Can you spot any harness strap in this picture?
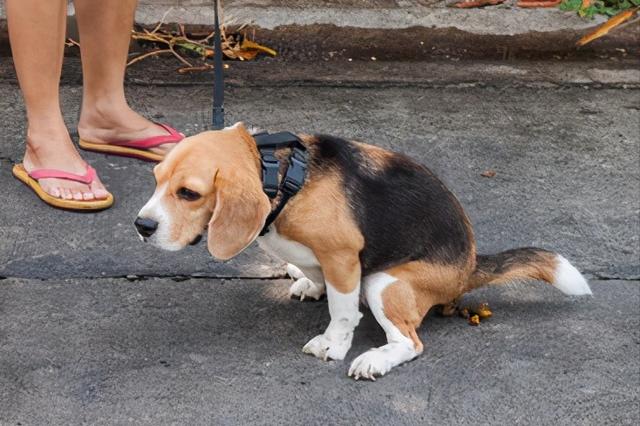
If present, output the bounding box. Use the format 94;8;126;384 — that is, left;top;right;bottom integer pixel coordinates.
254;132;309;235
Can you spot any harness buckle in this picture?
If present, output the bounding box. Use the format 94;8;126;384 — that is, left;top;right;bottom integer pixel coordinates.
260;149;280;199
256;133;309;236
282;148;307;195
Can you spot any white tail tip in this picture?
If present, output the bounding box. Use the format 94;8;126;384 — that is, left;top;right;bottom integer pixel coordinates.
553;255;592;296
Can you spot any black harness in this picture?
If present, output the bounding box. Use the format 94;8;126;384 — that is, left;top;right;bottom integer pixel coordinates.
254;131;309;236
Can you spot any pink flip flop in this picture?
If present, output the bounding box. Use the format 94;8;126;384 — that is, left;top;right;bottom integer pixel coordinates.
79;123;185;162
12;163;114;211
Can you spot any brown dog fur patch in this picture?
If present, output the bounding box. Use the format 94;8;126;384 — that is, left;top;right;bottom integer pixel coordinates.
385;261;470;317
275;170;365;293
354;141;395;170
378;259;473;351
381;279;425;352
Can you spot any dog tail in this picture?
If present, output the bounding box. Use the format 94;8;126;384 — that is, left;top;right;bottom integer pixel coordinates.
468;247;591;296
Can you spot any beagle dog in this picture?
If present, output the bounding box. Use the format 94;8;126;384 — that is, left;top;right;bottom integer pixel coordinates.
136;122;592;380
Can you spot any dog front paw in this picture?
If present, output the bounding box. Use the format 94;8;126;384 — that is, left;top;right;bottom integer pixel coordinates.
348;349;392;381
302;333;351;361
286;263;306;280
289;277;325;301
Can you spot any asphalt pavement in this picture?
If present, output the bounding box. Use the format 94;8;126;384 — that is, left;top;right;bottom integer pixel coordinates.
0;57;638;425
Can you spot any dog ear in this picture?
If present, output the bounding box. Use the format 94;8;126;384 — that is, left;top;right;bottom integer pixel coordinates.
207;169;271;260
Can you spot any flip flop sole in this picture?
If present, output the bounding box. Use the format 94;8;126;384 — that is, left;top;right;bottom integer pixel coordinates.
79;139;165;162
12;164;114;211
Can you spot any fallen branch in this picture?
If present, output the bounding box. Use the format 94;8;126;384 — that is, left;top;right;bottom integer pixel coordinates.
517;0;562;8
126;48;173;67
450;0;504;7
577;7;639;46
178;64;214;74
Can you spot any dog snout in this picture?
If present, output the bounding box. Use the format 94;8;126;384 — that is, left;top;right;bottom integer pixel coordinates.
134;217;159;238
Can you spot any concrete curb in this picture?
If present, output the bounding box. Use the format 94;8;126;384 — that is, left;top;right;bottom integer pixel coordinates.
0;1;607;38
134;4;606;36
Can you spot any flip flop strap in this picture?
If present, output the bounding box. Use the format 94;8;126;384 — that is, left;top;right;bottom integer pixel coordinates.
29;164;97;185
110;123;185;149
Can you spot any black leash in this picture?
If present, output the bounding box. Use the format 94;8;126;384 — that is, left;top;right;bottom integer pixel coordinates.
212;0;224;129
209;4;308;234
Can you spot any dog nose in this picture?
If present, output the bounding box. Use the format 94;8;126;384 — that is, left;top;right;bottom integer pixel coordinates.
134;217;158;238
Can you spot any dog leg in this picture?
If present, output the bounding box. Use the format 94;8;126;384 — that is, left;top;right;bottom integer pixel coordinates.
302;251;361;361
348;272;426;380
287;264;326;301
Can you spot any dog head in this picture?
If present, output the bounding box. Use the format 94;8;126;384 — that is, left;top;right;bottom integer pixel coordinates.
135;122;271;260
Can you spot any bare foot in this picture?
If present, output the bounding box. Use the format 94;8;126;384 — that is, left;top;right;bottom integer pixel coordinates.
78;100;180;157
23;123;109;201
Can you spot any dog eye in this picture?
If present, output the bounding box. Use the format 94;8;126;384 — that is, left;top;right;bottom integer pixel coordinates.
177;187;201;201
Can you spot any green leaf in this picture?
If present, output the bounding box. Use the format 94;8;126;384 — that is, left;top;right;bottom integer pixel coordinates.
561;0;583;11
565;0;637;18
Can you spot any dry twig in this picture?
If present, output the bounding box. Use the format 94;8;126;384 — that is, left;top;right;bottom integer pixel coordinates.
66;6;276;73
